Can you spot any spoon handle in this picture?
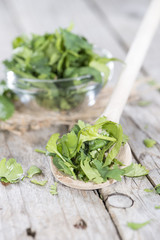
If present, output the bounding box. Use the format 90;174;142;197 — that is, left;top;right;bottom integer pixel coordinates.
103;0;160;123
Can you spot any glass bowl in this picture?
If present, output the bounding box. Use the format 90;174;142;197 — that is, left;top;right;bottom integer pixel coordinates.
6;47;114;111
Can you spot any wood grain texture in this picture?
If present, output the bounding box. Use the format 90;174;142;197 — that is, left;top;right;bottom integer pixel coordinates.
0;0;160;239
92;0;160;82
0;127;120;240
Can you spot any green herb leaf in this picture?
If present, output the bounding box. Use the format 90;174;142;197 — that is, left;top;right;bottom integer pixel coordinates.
43;116;150;184
27;165;42;178
0;96;14;121
35;149;47;154
30;179;47;186
155;205;160;209
46;133;65;161
3;27;119;111
80;157;104;184
0;158;23;183
50;182;58;195
155;184;160;194
123;163;149;177
144;188;154;193
143;138;156;148
127;220;150;230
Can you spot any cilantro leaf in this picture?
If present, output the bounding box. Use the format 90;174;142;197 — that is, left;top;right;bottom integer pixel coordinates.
143;138;156;148
123;163;149;177
155;184;160;194
30;179;47;186
127;221;150;230
105;166;124;181
144;188;154;193
0;96;14;121
46;133;66;161
155;205;160;209
0;158;23;183
35;149;47;154
42;117;150;184
50;182;58;195
80;157;104;184
27;165;42;178
3;27;118;111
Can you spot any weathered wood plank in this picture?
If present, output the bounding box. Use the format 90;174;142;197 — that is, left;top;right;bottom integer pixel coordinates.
0;127;120;240
1;0;160;240
92;0;160;81
101;171;160;240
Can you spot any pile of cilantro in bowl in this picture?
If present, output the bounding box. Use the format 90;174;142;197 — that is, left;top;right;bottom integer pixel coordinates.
4;26;115;110
42;117;148;184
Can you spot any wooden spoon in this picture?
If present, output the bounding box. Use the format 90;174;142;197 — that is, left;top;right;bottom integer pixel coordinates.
50;0;160;190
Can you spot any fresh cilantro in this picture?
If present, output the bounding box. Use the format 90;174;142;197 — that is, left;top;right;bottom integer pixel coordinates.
35;149;47;154
27;165;42;178
0;80;16;121
127;220;150;230
30;179;47;186
50;182;58;195
3;27;118;110
39;117;148;184
143;138;156;148
123;163;149;177
144;188;154;193
0;158;23;183
155;184;160;194
155;205;160;209
0;96;14;121
144;184;160;194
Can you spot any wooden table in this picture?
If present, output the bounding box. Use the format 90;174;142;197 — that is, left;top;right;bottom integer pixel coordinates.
0;0;160;239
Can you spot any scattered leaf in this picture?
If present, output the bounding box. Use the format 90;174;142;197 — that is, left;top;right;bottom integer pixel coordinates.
50;182;58;195
127;220;150;230
144;188;154;193
155;205;160;209
27;165;42;178
143;138;156;148
0;158;23;183
123;164;149;177
30;179;47;186
155;184;160;194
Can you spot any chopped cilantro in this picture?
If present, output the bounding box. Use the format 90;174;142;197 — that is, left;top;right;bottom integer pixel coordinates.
144;188;154;193
30;179;47;186
38;117;148;184
143;138;156;148
155;205;160;209
0;158;23;183
3;26;118;111
27;165;42;178
155;184;160;194
50;183;58;195
127;220;150;230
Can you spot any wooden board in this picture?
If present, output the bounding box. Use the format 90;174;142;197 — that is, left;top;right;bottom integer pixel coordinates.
0;0;160;239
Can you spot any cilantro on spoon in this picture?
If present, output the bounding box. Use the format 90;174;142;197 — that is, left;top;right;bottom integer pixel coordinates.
42;117;148;184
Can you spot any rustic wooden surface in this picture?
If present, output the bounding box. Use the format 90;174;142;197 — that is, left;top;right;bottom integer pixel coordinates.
0;0;160;240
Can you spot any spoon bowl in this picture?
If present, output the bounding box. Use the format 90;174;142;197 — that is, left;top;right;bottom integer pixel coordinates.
50;142;132;190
